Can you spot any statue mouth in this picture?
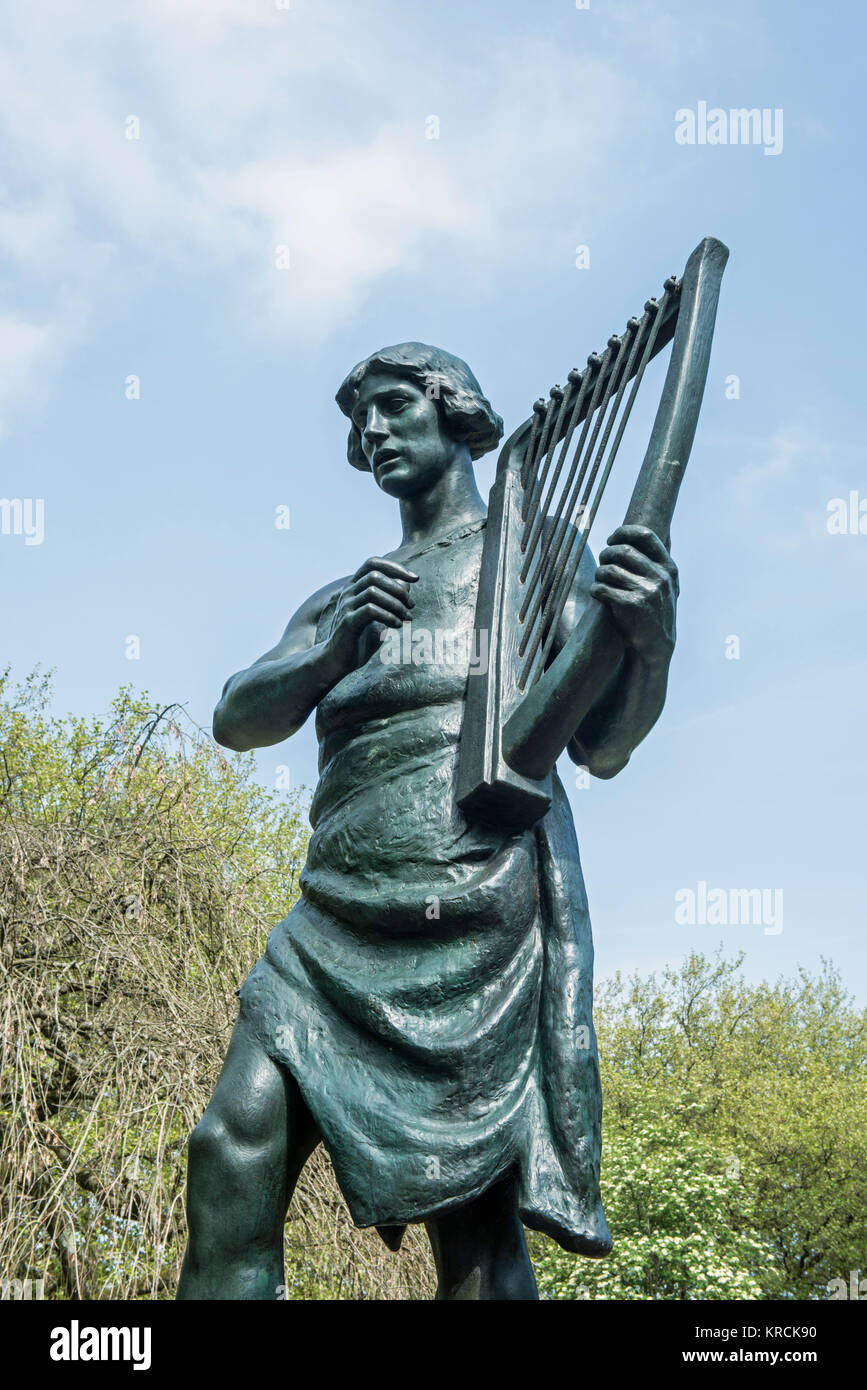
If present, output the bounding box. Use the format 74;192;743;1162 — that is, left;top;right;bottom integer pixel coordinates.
375;449;402;471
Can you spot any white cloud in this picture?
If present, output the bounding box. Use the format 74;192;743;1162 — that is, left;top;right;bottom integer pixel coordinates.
0;1;659;422
730;415;866;505
709;415;867;561
731;420;816;501
0;304;89;435
605;0;768;66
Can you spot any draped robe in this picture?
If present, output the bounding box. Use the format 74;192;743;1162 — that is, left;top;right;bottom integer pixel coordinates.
237;517;612;1255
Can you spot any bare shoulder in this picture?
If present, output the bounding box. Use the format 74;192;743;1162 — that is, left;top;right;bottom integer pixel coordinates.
252;573;351;664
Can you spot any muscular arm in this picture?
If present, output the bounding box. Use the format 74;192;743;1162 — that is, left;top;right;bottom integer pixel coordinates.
565;640;672;780
212;557;419;753
213;580;347;752
550;525;678;780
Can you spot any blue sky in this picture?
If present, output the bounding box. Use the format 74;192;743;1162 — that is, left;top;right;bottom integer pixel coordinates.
3;0;865;999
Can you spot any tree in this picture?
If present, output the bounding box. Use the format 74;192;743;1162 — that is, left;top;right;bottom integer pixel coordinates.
535;1111;777;1300
3;667;862;1300
0;666;435;1299
535;951;867;1300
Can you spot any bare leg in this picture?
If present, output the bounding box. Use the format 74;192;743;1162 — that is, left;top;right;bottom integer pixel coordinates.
177;1014;319;1300
424;1173;539;1301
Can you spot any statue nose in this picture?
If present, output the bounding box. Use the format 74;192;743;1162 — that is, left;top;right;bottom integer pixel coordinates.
362;403;390;441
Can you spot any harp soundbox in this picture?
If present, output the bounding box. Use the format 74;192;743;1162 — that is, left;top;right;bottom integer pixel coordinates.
457;236;729;829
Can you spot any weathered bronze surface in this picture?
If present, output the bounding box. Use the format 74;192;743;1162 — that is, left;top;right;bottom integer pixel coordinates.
177;254;725;1299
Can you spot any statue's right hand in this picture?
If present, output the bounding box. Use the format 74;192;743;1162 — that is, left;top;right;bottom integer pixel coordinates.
326;556;419;675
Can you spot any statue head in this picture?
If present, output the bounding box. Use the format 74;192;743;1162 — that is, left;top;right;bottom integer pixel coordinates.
335;343;503;498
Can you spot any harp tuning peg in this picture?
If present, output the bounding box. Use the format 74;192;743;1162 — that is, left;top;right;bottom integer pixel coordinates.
607;334;622;350
567;367;582;384
645;297;659;313
550;384;564;400
533;398;547;415
627;316;641;331
664;275;678;292
586;351;602;369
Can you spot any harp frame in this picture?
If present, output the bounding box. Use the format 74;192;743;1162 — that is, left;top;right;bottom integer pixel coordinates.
456;236;729;829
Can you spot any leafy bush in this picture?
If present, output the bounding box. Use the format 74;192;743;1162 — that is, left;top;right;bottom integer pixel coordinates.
535;1115;776;1299
0;666;434;1299
2;668;861;1300
535;952;867;1300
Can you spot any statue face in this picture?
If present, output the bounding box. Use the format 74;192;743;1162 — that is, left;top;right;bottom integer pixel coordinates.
350;370;465;498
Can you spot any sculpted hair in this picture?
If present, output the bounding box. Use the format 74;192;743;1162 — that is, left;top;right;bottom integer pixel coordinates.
335;342;504;471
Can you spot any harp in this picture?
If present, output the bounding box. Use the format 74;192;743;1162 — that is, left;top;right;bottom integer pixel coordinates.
457;236;729;829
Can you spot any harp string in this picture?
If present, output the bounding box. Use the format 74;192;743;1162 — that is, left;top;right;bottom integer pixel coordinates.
531;313;650;626
518;327;634;647
517;350;605;602
521;283;675;688
518;399;546;492
520;390;559;494
525;380;572;525
520;362;595;580
524;317;648;624
518;339;620;625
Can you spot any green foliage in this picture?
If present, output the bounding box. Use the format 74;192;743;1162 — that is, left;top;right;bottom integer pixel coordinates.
535;1115;776;1300
534;951;867;1301
2;667;862;1300
0;666;433;1300
0;665;313;1297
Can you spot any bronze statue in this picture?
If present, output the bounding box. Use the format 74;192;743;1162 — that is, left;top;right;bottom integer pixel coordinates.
177;239;728;1300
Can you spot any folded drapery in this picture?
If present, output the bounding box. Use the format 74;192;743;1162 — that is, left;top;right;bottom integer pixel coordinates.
237;522;610;1255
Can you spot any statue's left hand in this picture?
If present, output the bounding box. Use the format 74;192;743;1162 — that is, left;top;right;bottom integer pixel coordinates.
589;524;678;664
